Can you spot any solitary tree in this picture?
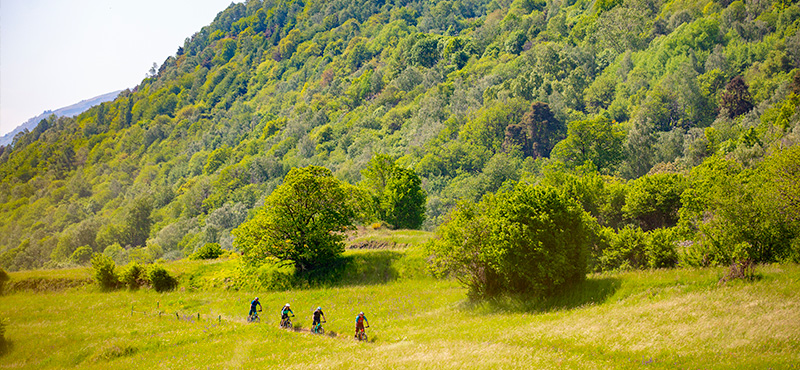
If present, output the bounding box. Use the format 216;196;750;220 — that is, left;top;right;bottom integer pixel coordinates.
361;153;397;196
551;115;625;173
361;154;427;229
503;102;564;158
124;197;153;247
233;166;363;272
382;167;426;229
721;76;754;119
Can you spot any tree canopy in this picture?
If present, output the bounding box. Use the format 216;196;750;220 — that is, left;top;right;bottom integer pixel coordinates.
233;166;363;272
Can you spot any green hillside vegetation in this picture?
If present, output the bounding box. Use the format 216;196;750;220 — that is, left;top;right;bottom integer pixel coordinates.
1;0;799;274
1;257;798;368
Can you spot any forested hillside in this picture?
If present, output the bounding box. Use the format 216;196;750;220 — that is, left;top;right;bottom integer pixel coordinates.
0;90;122;147
1;0;799;272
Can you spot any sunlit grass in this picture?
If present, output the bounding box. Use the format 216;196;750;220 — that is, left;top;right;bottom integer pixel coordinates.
347;228;434;248
2;263;799;368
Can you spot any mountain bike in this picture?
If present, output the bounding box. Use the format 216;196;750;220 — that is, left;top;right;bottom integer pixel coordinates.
247;309;261;323
311;320;326;334
356;325;369;341
280;314;295;329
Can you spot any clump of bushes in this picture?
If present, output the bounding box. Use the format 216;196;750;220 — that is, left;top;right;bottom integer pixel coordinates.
91;253;178;292
594;226;679;272
120;262;147;290
148;265;177;292
91;253;119;290
190;243;224;260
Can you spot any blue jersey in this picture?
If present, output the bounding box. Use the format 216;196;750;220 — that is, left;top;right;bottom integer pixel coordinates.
250;300;261;310
356;315;367;325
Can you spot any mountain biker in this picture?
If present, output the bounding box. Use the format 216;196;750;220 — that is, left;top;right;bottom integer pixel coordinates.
249;297;262;318
312;306;326;331
355;312;369;338
280;303;294;326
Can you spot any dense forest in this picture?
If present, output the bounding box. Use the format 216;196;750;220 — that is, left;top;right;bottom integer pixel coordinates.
0;0;798;273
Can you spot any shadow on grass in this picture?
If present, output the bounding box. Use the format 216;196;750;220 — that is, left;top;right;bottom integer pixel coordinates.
303;251;404;287
0;340;12;357
468;276;622;314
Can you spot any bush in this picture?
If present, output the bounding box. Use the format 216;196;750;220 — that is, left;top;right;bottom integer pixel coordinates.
598;226;649;271
147;265;177;292
647;228;679;268
91;253;119;290
428;183;594;299
677;154;799;266
120;262;146;290
785;238;800;263
719;242;757;283
596;226;679;271
256;262;296;290
190;243;224;260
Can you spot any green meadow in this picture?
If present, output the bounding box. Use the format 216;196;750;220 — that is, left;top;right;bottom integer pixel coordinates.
2;249;799;369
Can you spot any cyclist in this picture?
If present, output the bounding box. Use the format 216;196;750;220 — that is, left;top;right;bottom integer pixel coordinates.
355;311;369;338
280;303;294;327
249;297;262;319
311;306;326;332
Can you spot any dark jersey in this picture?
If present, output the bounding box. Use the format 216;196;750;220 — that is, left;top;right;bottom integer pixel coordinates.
250;300;261;310
313;310;324;321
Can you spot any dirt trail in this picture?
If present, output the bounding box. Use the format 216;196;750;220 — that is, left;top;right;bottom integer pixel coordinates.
285;325;374;342
287;325;340;338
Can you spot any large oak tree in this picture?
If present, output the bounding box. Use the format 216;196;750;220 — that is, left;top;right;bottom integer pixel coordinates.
233;166;363;272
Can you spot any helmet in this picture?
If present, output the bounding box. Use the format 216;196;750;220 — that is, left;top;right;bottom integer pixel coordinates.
285;303;290;307
255;297;259;300
359;312;364;315
317;307;321;310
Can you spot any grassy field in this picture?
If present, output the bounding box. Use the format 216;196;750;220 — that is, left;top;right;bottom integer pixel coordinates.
1;257;799;369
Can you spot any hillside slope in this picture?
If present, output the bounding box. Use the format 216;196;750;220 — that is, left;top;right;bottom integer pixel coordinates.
0;90;122;146
0;0;799;270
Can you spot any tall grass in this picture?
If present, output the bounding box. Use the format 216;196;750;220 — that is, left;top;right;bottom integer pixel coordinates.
347;228;434;248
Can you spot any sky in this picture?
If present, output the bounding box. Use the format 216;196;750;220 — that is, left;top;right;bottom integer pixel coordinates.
0;0;243;136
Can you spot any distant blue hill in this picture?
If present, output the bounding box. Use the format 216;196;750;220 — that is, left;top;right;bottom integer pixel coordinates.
0;90;122;146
